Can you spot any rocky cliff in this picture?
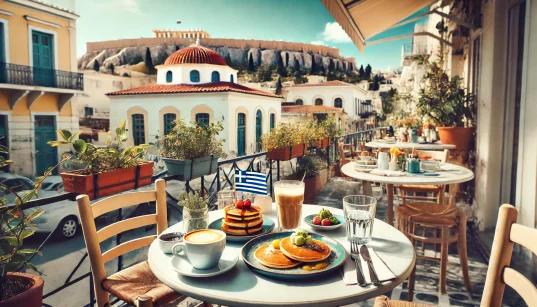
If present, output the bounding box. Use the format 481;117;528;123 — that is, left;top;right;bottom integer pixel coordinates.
78;40;357;76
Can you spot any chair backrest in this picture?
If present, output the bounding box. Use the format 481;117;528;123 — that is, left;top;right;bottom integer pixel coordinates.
77;179;168;307
415;149;450;163
481;204;537;306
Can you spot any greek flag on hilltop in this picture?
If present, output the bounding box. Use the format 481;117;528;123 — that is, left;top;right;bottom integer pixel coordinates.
235;170;268;195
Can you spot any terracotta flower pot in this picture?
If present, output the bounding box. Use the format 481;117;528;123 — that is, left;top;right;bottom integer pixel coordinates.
284;169;329;204
0;273;44;307
436;127;474;151
266;144;306;161
60;161;154;200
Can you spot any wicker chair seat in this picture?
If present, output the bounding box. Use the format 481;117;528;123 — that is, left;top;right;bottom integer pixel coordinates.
102;261;181;306
373;296;436;307
397;204;460;226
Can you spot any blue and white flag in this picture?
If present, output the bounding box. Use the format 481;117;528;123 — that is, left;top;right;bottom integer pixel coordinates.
235;170;268;195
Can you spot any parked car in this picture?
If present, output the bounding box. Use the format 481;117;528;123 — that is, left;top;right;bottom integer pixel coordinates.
2;173;80;240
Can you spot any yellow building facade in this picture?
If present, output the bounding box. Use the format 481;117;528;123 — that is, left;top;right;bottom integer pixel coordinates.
0;0;82;176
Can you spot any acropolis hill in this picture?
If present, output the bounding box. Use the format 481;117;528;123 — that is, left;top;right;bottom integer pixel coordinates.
78;29;358;76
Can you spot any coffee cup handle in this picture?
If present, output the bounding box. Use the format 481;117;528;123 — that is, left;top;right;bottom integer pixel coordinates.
172;242;187;257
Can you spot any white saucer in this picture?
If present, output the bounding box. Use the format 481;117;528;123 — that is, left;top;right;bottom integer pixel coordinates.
171;248;238;277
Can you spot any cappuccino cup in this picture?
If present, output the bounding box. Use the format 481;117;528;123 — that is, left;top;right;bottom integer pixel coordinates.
172;229;226;270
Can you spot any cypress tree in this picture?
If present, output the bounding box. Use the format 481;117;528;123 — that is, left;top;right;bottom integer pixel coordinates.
275;78;283;95
93;60;100;72
248;53;255;72
277;54;287;77
365;64;372;79
144;47;155;73
359;65;365;77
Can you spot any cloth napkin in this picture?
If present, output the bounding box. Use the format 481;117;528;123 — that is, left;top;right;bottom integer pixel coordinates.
342;246;396;286
440;165;458;172
370;169;405;177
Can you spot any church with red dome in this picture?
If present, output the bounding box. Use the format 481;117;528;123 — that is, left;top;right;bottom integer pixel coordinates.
107;42;283;156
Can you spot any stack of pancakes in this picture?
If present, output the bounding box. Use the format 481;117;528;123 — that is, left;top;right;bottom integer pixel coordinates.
254;238;331;269
221;205;263;236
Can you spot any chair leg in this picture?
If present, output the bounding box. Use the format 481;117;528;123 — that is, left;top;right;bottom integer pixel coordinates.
440;226;449;294
421;227;426;252
135;296;154;307
457;214;473;295
408;264;416;302
433;227;438;255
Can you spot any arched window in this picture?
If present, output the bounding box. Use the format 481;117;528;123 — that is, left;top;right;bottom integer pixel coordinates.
270;113;275;131
195;113;210;128
230;74;234;83
190;70;200;82
166;71;173;83
211;71;220;82
315;98;323;106
131;114;145;145
237;113;246;156
334;98;343;108
295;99;303;105
256;110;262;152
163;113;176;135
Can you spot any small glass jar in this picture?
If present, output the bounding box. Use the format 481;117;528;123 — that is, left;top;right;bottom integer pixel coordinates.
183;207;209;233
217;189;235;210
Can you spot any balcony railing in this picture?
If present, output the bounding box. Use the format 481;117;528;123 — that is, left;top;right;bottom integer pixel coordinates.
402;43;428;57
14;127;383;306
0;62;84;91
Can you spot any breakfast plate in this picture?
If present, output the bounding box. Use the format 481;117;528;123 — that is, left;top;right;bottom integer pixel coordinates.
241;231;347;280
304;214;344;230
171;248;238;277
208;217;275;243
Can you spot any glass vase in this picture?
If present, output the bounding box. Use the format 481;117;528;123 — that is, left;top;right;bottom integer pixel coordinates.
183;207;209;233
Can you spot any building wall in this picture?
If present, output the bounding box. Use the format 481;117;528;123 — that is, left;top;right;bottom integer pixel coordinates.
108;92;281;156
156;63;237;85
0;0;79;176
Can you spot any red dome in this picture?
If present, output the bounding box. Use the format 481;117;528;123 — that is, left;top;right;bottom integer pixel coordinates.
164;45;227;66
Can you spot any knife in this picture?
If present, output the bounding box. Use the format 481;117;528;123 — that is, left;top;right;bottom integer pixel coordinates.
360;245;382;286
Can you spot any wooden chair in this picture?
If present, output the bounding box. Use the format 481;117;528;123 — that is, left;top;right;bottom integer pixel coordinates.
77;179;185;307
396;203;471;300
398;149;450;205
481;204;537;306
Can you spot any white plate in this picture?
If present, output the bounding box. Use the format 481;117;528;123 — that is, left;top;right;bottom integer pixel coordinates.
355;168;373;173
171;248;238;277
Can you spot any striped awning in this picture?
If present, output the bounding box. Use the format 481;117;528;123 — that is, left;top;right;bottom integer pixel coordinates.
320;0;435;53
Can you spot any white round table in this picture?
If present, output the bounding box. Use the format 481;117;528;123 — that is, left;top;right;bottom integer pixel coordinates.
149;205;416;307
365;141;456;150
341;162;474;226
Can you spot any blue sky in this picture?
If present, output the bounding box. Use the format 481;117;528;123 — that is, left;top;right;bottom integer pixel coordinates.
53;0;428;71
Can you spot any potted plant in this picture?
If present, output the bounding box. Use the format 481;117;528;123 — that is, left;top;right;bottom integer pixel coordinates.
0;146;56;307
416;60;475;151
160;118;225;180
301;120;329;149
285;155;328;204
178;191;209;232
48;119;153;200
263;125;305;161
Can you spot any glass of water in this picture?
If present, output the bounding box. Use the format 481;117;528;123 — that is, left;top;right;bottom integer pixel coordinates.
343;195;377;244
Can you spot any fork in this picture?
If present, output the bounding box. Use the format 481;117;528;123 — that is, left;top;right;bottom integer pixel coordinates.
350;240;367;286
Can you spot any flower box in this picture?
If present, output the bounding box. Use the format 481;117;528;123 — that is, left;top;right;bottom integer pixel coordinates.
266;144;305;161
60;161;154;200
312;137;330;149
163;154;219;181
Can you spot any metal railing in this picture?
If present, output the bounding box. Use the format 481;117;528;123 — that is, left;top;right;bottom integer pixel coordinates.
402;43;428;57
15;127;384;306
0;62;84;91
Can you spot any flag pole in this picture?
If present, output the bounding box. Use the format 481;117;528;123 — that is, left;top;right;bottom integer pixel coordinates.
234;170;237;204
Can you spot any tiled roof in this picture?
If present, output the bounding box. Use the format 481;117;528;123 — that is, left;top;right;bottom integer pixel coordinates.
106;82;282;98
164;45;227;66
290;80;353;87
282;105;345;114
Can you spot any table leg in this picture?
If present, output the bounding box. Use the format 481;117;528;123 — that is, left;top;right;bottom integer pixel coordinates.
361;180;372;196
387;184;394;226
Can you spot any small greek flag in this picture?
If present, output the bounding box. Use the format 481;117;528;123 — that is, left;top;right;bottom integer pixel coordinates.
235;170;268;195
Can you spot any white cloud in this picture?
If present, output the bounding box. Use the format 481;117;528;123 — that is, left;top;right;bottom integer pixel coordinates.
320;22;352;43
310;40;326;46
121;0;141;14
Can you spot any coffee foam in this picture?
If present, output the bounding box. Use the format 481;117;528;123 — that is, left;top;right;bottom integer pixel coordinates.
185;230;223;243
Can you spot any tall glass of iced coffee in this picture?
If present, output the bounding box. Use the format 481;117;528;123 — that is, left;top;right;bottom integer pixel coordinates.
274;180;305;231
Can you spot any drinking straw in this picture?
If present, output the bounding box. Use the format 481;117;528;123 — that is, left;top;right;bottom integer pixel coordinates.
301;170;307;182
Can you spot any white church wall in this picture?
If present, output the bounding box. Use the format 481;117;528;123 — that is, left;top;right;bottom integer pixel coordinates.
156;63;237;85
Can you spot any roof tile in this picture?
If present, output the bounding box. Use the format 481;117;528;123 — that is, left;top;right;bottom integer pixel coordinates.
106;82;282;98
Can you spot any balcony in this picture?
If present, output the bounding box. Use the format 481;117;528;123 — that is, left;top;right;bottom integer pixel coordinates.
0;62;84;91
359;100;373;118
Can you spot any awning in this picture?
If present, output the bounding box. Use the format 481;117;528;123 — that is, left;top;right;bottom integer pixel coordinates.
320;0;435;53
